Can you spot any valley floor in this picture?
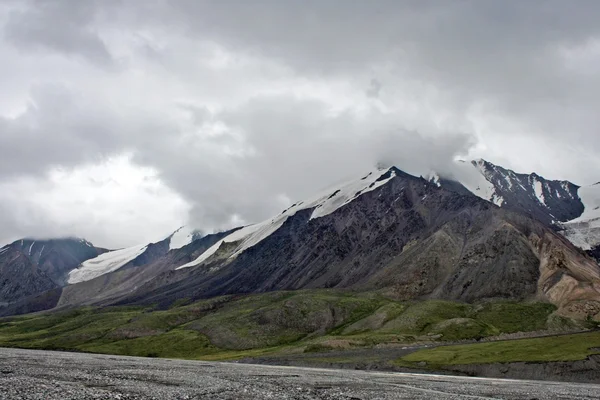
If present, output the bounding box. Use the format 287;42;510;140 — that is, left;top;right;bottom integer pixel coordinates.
1;347;599;400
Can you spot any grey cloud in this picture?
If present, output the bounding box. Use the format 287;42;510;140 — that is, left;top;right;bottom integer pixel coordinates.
1;0;600;245
0;84;125;178
366;79;382;98
130;94;473;230
37;0;599;158
152;1;600;153
3;0;113;67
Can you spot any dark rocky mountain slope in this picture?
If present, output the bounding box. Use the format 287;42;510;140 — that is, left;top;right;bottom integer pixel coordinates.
0;238;104;304
2;163;599;321
108;168;600;320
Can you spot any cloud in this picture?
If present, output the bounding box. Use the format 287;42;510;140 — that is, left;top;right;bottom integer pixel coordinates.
0;84;126;178
366;79;382;99
131;94;474;230
1;1;600;245
3;0;114;67
0;155;190;248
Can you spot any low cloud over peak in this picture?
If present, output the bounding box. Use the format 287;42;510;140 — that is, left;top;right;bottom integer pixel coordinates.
0;0;599;246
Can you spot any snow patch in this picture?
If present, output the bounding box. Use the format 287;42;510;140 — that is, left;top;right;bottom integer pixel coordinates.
562;218;600;251
493;196;504;207
28;241;35;256
454;160;502;205
68;244;148;284
533;178;546;206
561;183;600;251
177;167;397;270
169;226;199;250
427;172;441;187
570;184;600;223
79;239;93;247
503;174;514;190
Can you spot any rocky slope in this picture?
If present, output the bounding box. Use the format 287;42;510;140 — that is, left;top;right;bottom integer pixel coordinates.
105;167;600;320
55;229;238;309
0;238;104;304
433;160;600;261
0;226;207;311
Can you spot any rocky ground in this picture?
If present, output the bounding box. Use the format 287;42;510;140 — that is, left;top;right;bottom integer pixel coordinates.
1;348;599;399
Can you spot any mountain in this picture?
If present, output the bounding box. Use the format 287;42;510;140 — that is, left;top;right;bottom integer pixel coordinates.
56;228;238;309
431;160;583;225
0;238;105;304
431;160;600;260
2;161;600;322
0;225;205;310
57;166;599;321
65;226;205;285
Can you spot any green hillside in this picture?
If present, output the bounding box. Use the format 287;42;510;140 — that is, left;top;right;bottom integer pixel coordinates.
0;290;592;363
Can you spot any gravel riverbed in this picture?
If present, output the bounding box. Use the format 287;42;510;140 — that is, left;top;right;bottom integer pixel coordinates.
0;347;598;399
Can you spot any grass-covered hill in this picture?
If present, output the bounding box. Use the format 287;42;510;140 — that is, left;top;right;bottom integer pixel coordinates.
0;289;596;365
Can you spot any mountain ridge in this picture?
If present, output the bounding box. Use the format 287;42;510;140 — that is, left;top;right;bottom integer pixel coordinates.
1;161;599;322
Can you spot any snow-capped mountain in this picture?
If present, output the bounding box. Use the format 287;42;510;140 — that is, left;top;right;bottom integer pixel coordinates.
2;161;600;322
432;159;583;226
178;166;397;269
114;165;599;322
470;159;583;224
429;159;600;259
67;226;204;284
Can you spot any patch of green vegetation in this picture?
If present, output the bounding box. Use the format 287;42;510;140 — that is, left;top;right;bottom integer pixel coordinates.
0;290;585;363
0;308;140;351
473;301;556;334
185;290;384;349
398;331;600;366
428;318;491;341
81;329;217;359
380;300;470;334
341;303;407;335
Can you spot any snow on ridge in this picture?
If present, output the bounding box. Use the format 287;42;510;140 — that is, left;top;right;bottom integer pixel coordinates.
427;172;441;187
177;167;397;270
453;160;501;205
79;238;94;247
68;244;148;284
569;184;600;224
169;226;198;250
532;177;547;207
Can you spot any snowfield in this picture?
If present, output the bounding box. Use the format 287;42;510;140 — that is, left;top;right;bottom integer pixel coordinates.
68;244;148;284
561;183;600;251
168;226;198;250
436;160;504;206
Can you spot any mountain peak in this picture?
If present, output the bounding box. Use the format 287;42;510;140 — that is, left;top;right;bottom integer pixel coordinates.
375;161;392;171
168;226;202;250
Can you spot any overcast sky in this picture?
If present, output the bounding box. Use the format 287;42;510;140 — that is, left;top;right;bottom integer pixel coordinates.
1;0;599;248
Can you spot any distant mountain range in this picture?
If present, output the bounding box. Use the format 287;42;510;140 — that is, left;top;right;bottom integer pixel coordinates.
2;160;599;321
